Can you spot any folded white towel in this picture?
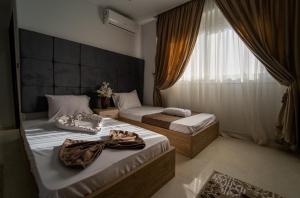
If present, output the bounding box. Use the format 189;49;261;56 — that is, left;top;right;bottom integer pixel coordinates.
162;107;192;117
55;113;102;133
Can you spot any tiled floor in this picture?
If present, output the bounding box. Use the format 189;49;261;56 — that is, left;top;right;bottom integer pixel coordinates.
1;130;300;198
153;137;300;198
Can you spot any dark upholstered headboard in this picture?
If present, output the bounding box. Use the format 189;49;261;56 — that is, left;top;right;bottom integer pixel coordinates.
20;29;144;113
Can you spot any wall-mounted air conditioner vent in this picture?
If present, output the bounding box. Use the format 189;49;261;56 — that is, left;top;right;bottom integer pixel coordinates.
103;9;138;34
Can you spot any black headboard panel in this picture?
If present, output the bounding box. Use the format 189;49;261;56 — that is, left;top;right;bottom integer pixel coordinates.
20;29;144;113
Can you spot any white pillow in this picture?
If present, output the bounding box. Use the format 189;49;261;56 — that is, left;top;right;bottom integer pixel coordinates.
46;95;93;120
112;93;121;107
113;90;141;110
112;90;132;107
163;107;192;117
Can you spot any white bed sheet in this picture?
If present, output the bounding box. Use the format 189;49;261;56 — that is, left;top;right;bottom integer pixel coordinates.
119;106;217;134
22;117;170;198
170;113;216;134
119;106;164;121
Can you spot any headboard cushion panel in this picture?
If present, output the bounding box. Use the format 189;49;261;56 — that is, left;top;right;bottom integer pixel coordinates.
54;38;80;64
21;86;54;113
20;30;53;61
21;59;53;86
54;63;80;87
20;29;144;113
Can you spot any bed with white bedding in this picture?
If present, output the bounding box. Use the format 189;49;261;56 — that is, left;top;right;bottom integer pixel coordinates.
21;117;174;198
118;106;219;158
119;106;217;134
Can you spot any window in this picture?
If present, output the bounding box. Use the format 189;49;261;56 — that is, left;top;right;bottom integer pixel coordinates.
163;0;284;144
178;1;272;83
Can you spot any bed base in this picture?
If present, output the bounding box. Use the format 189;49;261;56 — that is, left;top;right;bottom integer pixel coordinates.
89;147;175;198
20;128;175;198
119;117;219;158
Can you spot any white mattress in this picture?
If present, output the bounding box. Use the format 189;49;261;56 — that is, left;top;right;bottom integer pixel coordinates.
119;106;217;134
22;117;170;198
169;113;217;134
119;106;164;122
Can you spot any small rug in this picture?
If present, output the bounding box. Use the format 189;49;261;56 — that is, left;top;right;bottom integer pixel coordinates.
199;171;283;198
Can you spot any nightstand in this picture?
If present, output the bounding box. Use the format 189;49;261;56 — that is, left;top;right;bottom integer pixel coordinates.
94;107;119;119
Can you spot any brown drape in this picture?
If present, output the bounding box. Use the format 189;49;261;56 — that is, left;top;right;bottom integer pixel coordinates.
215;0;300;148
153;0;205;106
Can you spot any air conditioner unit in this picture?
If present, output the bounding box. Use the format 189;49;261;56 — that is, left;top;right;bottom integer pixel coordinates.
103;9;138;34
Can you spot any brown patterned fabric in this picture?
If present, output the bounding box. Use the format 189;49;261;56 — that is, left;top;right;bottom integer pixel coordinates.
106;130;146;150
59;139;105;169
142;113;182;129
153;0;205;106
215;0;300;149
59;130;145;169
200;171;283;198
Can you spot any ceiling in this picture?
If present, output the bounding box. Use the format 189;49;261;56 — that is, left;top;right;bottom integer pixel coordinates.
87;0;190;24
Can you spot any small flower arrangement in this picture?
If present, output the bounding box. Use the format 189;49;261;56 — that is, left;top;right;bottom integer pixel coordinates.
97;81;113;98
96;82;113;109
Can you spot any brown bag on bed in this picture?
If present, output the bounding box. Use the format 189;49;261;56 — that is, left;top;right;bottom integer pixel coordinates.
59;130;146;169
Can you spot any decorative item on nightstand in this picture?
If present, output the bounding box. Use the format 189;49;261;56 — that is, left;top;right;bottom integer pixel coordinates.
96;81;113;109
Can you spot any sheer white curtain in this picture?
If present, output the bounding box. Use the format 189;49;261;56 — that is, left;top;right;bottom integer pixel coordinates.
162;0;285;144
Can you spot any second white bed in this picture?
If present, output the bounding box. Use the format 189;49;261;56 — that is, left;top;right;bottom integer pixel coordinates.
119;106;217;134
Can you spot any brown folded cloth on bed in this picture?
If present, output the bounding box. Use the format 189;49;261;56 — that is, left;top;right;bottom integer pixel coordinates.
106;130;146;150
142;112;198;130
59;139;105;169
59;130;145;169
142;113;184;129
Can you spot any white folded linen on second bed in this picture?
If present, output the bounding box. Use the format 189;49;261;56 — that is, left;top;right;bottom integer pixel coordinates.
22;117;170;198
119;106;217;134
169;113;216;134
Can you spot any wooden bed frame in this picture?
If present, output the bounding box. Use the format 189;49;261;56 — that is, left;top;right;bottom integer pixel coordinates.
90;147;175;198
119;117;219;158
19;128;175;198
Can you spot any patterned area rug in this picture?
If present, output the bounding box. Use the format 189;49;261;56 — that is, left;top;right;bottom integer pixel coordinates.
199;171;283;198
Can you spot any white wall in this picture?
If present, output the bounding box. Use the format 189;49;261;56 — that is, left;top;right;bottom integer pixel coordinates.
16;0;142;58
16;0;158;105
141;20;156;105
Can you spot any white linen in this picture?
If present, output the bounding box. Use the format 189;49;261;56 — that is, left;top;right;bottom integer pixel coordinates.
46;95;93;120
55;113;102;133
22;118;170;198
118;90;141;110
163;107;192;117
170;113;216;134
162;0;284;144
119;106;216;134
119;106;164;122
113;90;141;110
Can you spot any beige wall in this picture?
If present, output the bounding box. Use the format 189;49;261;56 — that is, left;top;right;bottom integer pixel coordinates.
141;20;156;105
16;0;142;58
